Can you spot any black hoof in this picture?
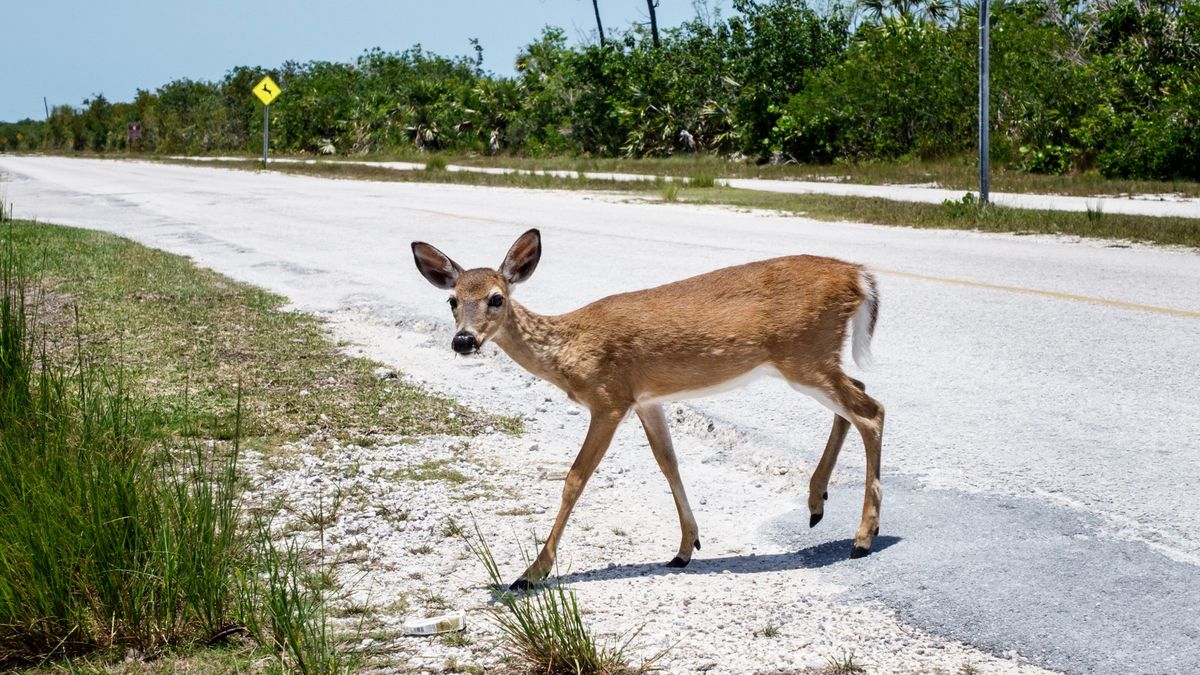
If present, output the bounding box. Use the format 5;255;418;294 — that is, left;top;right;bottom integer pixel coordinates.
848;545;870;559
694;538;702;551
823;491;828;501
509;577;533;592
871;526;879;537
809;512;823;528
666;556;690;568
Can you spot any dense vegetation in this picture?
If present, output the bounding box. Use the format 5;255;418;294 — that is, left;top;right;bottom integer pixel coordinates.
3;0;1198;180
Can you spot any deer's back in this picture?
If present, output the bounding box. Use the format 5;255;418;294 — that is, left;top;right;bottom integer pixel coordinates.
556;255;866;406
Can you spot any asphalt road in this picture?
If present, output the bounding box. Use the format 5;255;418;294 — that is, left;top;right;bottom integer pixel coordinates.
2;157;1198;673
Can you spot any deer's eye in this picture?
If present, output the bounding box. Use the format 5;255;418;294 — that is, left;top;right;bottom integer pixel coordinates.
448;297;458;310
488;294;504;308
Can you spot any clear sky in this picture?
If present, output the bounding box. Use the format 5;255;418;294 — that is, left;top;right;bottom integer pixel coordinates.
0;1;730;122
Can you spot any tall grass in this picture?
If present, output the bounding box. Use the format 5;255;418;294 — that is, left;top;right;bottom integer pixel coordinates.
0;238;244;663
0;227;347;670
465;523;666;675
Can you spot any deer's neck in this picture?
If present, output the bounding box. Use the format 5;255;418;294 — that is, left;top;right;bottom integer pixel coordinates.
492;301;571;388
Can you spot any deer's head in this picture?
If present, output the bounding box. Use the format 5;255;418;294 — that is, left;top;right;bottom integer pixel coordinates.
411;229;541;354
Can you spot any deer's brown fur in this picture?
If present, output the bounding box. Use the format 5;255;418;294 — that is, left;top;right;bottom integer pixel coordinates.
412;229;884;589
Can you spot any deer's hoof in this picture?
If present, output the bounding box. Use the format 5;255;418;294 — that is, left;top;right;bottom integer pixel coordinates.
823;491;829;501
694;538;701;551
509;577;533;592
809;512;823;528
848;545;870;559
666;556;690;568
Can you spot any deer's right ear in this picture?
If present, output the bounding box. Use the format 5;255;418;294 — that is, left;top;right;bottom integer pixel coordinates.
500;229;541;285
411;242;463;290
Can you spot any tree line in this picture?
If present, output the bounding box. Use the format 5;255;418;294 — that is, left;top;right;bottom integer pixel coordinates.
2;0;1197;180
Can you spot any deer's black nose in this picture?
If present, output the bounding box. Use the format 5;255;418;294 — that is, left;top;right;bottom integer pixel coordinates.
452;332;478;354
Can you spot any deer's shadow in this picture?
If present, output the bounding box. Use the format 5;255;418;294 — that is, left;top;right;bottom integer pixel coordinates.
560;535;901;585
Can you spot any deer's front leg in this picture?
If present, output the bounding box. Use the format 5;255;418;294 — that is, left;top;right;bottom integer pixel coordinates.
511;407;625;590
636;403;700;567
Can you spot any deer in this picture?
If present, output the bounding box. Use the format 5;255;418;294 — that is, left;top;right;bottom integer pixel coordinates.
411;229;884;590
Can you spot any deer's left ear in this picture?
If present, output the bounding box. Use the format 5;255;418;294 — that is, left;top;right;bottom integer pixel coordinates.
500;229;541;285
412;241;463;290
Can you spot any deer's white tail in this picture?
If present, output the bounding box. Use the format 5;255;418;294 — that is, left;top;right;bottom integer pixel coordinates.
851;269;879;369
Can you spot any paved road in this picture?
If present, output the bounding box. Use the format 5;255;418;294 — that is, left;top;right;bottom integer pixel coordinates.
3;157;1198;673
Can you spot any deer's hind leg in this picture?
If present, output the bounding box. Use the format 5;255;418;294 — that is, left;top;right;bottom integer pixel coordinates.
807;378;865;528
777;365;884;559
636;403;701;568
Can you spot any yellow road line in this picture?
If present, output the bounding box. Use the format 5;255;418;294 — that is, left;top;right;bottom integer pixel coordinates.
877;267;1200;319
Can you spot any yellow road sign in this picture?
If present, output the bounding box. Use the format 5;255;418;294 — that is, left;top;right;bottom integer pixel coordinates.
253;76;282;105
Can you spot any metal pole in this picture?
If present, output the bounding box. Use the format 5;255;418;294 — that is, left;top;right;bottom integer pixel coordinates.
262;104;269;168
978;0;990;205
43;97;50;120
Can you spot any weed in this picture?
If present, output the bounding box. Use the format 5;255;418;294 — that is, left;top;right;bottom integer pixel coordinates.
424;156;448;171
756;624;781;638
395;459;472;484
408;544;435;555
464;522;667;674
661;181;680;202
959;664;981;675
441;632;472;648
825;649;866;674
688;171;716;188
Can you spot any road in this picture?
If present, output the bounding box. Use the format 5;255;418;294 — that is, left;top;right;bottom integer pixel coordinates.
2;156;1198;673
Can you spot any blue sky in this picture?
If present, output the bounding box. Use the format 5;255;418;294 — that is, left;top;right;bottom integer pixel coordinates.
0;1;729;122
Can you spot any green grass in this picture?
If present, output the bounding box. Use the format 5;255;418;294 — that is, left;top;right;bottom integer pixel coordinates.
4;221;518;446
171;157;658;194
671;187;1200;249
329;151;1200;198
0;236;245;665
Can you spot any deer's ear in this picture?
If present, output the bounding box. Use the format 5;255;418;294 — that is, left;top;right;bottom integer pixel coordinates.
500;229;541;285
411;242;463;290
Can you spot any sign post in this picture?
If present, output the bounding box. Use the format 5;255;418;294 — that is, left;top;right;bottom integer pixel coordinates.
978;0;990;205
252;76;282;168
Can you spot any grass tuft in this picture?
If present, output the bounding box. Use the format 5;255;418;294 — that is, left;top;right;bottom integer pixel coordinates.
464;522;666;674
824;649;866;674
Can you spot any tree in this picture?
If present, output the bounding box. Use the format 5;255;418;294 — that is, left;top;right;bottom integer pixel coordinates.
647;0;662;47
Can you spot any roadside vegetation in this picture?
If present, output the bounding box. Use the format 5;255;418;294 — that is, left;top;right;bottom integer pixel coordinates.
5;0;1198;186
0;212;514;671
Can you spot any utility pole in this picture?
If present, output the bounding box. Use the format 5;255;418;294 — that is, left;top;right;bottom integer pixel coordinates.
43;97;49;120
592;0;606;47
978;0;991;205
646;0;661;48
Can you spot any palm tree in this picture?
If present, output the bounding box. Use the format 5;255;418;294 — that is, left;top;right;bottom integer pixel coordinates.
858;0;955;24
